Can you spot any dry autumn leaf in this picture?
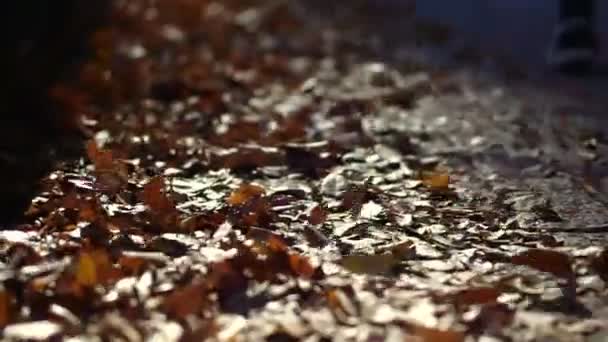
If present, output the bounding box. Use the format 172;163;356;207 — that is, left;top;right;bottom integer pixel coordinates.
162;281;208;319
86;140;115;172
75;252;98;287
307;205;327;225
0;289;12;328
421;170;450;190
510;248;575;280
288;253;316;279
450;287;501;308
75;249;115;287
227;183;266;206
340;253;397;275
410;324;465;342
142;176;176;213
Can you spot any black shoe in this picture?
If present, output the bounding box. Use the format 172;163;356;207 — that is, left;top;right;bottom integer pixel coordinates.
547;17;597;76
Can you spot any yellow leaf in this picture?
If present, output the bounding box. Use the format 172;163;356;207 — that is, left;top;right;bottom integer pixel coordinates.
421;171;450;190
340;254;397;275
76;252;97;287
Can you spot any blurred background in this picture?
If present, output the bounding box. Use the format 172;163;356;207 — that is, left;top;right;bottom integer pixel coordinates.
415;0;608;71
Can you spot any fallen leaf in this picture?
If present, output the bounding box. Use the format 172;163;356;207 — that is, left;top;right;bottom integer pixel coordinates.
142;176;175;213
75;252;98;287
162;281;208;319
326;288;358;317
409;324;465;342
308;205;327;225
75;249;115;287
510;248;575;279
0;290;12;328
288;254;316;279
86;140;114;171
340;254;397;275
421;170;450;190
450;287;501;308
227;183;266;206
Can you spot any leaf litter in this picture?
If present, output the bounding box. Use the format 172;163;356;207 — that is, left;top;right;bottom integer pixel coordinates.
0;1;607;341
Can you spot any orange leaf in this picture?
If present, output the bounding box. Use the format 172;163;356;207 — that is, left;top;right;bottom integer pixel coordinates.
75;252;98;287
75;249;114;287
421;171;450;190
288;254;315;279
227;183;265;206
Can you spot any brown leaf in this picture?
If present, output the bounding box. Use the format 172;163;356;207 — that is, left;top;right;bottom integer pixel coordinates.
510;248;574;279
451;287;501;308
162;281;208;319
0;290;12;328
86;141;128;193
307;205;327;226
86;140;115;172
117;256;147;275
142;176;175;213
284;145;337;178
410;324;465;342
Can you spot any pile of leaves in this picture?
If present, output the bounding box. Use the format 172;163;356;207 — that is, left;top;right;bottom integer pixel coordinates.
1;1;607;341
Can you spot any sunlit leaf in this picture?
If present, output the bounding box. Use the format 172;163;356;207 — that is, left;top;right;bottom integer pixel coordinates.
75;249;115;287
421;170;450;190
288;254;316;279
227;183;266;206
75;252;98;287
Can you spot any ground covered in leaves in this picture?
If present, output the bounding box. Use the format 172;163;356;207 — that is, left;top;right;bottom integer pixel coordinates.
1;1;608;341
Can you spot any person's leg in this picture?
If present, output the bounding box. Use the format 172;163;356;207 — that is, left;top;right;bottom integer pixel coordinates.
547;0;597;75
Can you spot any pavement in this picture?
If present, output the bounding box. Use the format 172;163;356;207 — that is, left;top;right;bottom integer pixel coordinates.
413;0;608;110
299;0;608;228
